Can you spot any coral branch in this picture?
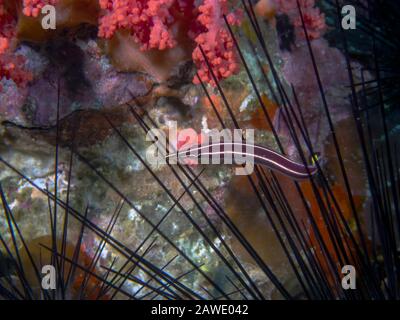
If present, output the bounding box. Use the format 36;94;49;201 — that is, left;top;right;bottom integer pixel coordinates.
22;0;59;18
98;0;178;50
0;0;15;54
192;0;242;86
0;0;32;91
98;0;242;85
275;0;326;40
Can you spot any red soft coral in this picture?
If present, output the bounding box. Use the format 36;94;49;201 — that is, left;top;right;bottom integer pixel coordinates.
98;0;178;50
0;0;32;91
98;0;242;86
22;0;59;18
275;0;326;40
192;0;242;86
0;0;15;54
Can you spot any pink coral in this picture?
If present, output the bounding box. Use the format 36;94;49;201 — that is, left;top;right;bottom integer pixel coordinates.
0;1;32;91
192;0;242;86
22;0;58;18
98;0;242;85
98;0;178;50
0;0;15;54
275;0;326;40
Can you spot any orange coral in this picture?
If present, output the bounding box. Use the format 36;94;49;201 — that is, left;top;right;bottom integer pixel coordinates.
300;181;365;285
246;94;279;131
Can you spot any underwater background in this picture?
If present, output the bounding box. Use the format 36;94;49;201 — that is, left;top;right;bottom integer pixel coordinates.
0;0;399;300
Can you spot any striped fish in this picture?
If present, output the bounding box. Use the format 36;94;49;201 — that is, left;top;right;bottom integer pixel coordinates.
166;142;318;180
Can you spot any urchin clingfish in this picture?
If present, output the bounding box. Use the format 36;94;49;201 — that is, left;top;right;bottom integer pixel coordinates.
166;142;318;180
